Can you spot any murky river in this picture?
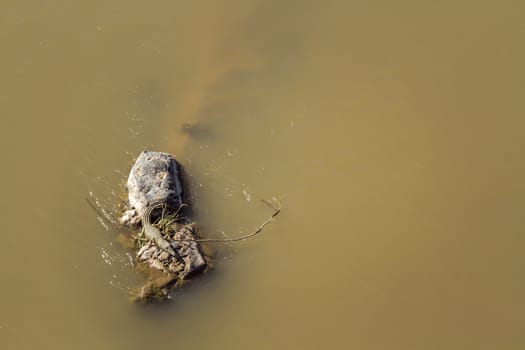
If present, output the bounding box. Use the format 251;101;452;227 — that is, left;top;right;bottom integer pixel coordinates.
1;1;525;349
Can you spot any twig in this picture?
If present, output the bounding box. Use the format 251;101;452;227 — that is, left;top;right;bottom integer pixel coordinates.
85;197;120;229
170;199;281;243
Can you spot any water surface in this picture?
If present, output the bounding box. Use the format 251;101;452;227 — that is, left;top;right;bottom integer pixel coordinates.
1;1;524;349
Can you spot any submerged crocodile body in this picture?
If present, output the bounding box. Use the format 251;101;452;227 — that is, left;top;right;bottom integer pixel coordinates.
141;202;175;256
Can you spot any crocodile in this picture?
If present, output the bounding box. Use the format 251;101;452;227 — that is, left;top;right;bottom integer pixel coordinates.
141;202;176;256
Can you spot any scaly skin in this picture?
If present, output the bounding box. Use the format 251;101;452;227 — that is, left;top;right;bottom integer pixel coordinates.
141;203;175;256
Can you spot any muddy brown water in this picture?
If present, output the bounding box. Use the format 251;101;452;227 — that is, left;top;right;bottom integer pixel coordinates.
1;1;525;349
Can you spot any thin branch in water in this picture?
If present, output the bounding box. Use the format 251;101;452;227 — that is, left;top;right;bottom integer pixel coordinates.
171;199;281;243
85;197;119;228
